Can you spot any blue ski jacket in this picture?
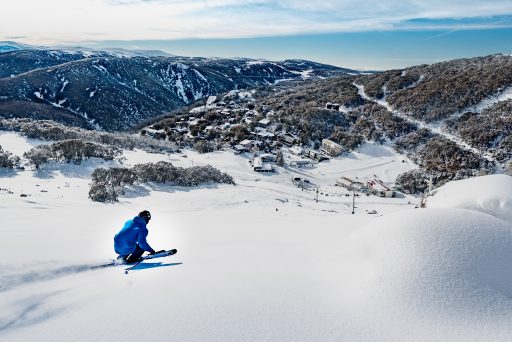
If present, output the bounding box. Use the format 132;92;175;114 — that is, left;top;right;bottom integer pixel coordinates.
114;216;155;256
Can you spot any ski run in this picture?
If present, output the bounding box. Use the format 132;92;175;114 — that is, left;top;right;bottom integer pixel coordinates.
1;131;512;341
353;83;498;163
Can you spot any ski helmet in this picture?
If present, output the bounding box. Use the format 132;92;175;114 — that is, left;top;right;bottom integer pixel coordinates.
138;210;151;222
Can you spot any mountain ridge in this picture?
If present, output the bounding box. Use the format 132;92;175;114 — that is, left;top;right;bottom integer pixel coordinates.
0;47;355;130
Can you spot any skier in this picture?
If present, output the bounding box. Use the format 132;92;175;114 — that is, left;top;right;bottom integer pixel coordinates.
114;210;162;263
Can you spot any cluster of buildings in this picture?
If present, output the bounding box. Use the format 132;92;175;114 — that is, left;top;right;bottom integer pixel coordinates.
142;94;352;173
336;176;396;198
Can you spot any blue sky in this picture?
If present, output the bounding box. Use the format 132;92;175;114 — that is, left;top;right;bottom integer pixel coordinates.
85;27;512;70
1;0;512;69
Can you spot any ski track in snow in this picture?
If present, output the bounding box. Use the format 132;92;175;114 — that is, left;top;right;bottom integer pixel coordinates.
354;83;497;163
0;264;111;293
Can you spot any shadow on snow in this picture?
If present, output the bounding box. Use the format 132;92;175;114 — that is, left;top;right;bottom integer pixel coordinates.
128;262;183;272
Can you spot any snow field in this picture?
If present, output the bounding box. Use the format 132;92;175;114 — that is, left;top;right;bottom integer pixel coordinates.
1;131;512;341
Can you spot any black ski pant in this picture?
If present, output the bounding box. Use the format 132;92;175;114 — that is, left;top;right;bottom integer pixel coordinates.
124;244;145;263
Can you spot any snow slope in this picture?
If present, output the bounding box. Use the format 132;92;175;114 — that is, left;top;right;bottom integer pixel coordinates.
1;131;511;341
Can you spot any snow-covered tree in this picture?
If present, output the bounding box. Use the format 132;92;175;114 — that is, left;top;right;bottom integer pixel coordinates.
275;149;285;167
23;145;52;169
0;145;20;169
24;140;122;167
89;162;235;202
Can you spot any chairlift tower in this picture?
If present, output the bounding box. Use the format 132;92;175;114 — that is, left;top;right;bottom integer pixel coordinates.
352;190;356;214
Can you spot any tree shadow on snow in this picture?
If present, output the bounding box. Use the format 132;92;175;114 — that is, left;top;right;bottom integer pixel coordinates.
33;159;119;180
121;182;225;199
129;262;183;272
0;169;18;179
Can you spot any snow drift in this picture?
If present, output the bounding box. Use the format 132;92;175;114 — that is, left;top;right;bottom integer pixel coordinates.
333;208;512;341
426;174;512;222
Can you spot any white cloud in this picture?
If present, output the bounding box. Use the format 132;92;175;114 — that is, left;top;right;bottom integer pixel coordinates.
1;0;511;44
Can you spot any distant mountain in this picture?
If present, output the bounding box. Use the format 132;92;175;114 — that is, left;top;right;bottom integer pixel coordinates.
54;46;177;58
0;41;37;53
0;41;175;58
0;48;355;130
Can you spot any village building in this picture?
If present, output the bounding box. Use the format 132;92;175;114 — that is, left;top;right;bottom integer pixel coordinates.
239;139;254;150
321;139;343;157
252;156;274;173
335;176;366;192
367;179;396;198
305;149;329;162
278;133;300;146
233;144;246;154
259;153;276;163
292;176;313;188
289;146;304;155
325;102;341;111
258;118;271;127
290;159;312;168
255;129;275;142
141;128;166;139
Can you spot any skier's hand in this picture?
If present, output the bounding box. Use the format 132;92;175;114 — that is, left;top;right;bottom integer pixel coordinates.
149;250;156;255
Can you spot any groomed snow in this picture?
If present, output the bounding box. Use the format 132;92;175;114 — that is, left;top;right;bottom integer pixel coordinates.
1;132;511;341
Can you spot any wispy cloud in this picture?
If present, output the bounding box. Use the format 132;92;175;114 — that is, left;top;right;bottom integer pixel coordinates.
1;0;512;44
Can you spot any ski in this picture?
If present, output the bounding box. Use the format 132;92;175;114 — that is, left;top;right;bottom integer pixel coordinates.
124;249;177;274
145;249;177;260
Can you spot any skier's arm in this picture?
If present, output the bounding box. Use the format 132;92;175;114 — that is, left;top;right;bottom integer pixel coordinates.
137;229;155;254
